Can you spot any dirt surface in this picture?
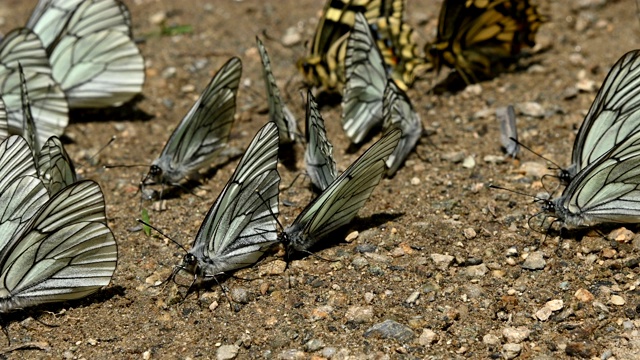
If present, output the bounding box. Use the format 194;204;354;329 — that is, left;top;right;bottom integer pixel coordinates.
2;0;640;359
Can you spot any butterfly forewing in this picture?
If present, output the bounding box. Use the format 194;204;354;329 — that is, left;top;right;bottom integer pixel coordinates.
284;127;401;252
146;57;242;187
0;180;116;312
38;136;77;195
382;79;421;176
496;105;519;157
0;135;38;194
0;176;49;249
342;12;387;144
256;37;298;144
305;90;337;191
183;122;280;278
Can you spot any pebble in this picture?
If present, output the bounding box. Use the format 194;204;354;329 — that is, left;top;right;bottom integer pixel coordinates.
321;347;337;358
405;291;420;304
574;288;595;302
230;287;252;304
309;306;333;321
462;156;476;169
258;260;287;276
463;227;477;239
209;301;219;311
417;329;438;345
430;253;455;270
483;334;500;346
304;339;324;352
547;299;564;311
277;349;305;360
281;27;302;46
149;11;166;25
441;151;465;163
502;326;530;343
608;227;634;243
521;251;546;270
610;295;625;306
517;101;545;118
181;84;196;93
345;231;359;242
161;66;176;78
565;342;596;358
356;244;376;253
364;292;375;304
483;155;505;164
466;264;488;277
364;320;415;343
576;78;596;92
345;306;374;323
351;256;368;269
502;343;522;359
536;306;553;321
410;177;420;185
143;350;151;360
216;344;239;360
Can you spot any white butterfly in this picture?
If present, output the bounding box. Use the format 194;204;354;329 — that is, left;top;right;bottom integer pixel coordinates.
496;105;519;158
0;97;7;138
382;79;422;176
562;50;640;182
143;57;242;191
26;0;144;108
341;12;387;145
0;28;69;145
169;122;280;292
0;179;117;312
305;89;337;192
256;36;299;144
281;127;401;253
38;136;78;196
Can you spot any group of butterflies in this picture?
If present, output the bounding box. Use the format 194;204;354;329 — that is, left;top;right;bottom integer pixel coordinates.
297;0;545;93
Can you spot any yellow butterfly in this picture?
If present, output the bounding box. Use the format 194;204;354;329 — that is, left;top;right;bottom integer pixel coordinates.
299;0;426;93
425;0;545;85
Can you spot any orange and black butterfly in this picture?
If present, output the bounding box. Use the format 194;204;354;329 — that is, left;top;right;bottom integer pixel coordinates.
298;0;427;93
425;0;545;85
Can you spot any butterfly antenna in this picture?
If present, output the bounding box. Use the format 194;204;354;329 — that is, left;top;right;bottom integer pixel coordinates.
81;135;117;167
488;184;549;204
256;191;286;231
510;137;565;172
299;249;339;263
136;219;189;254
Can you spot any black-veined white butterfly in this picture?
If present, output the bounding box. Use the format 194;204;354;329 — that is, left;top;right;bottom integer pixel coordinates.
0;98;7;137
562;50;640;183
305;90;337;192
142;57;241;192
281;127;401;253
256;37;299;144
0;28;69;145
382;79;421;176
26;0;144;108
0;135;40;205
0;179;117;312
496;105;519;158
342;12;387;145
38;136;78;196
167;122;280;293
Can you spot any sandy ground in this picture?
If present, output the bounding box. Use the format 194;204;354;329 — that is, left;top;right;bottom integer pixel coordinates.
1;0;640;359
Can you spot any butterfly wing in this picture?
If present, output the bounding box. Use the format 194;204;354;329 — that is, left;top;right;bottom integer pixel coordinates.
0;135;38;194
0;180;116;312
38;136;77;195
0;175;48;250
341;12;387;144
186;122;280;277
496;105;519;157
256;37;298;144
382;79;422;176
0;28;69;144
146;57;242;186
0;97;7;140
570;50;640;178
305;90;337;191
284;127;401;252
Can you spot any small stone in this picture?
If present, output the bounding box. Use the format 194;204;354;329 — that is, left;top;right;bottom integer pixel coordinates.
483;334;500;346
546;299;564;311
181;84;196;93
521;251;546;270
216;344;239;360
431;253;454;270
87;338;97;346
356;244;376;253
310;305;333;321
410;177;420;185
209;301;219;311
463;228;477;239
149;11;166;25
517;102;544;118
608;227;634;243
161;66;176;79
304;339;324;352
464;84;483;96
230;287;252;304
364;320;415;343
321;347;337;358
565;342;596;358
574;288;595;302
142;350;151;360
277;349;305;360
502;343;522;359
405;291;420;304
345;231;359;242
536;306;553;321
576;78;596;92
281;27;302;46
417;329;438;345
258;260;287;276
502;326;530;343
345;306;374;324
610;295;625;306
483;155;505;164
441;151;465;163
601;248;617;258
466;264;488;277
364;292;375;304
351;256;368;269
462;156;476;169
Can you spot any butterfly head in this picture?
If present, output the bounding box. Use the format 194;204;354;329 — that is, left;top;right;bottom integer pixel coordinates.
181;253;199;274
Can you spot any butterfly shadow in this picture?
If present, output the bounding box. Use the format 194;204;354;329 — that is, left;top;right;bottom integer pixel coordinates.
68;95;154;124
344;126;385;155
279;142;299;172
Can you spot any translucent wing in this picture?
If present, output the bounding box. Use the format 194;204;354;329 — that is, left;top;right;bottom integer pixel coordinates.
569;50;640;178
179;122;280;279
0;97;7;140
256;37;298;144
47;0;144;108
547;130;640;229
282;127;401;252
0;135;38;194
496;105;519;157
382;79;422;176
18;64;40;159
341;12;387;144
144;57;242;187
0;28;69;144
0;180;116;312
297;0;404;92
0;175;48;249
305;90;337;191
38;136;77;195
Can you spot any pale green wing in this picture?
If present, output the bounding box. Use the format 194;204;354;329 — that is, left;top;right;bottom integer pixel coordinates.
382;79;421;176
0;135;38;194
496;105;519;158
305;90;337;191
0;175;48;250
341;12;387;144
256;37;298;144
38;136;77;195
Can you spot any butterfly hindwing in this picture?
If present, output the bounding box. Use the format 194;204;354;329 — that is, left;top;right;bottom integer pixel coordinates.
38;136;78;195
341;12;387;144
